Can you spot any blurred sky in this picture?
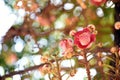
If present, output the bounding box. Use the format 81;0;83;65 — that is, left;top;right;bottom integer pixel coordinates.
0;0;17;43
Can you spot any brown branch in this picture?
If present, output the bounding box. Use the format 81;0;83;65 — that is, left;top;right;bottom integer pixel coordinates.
0;63;49;80
90;47;110;53
55;57;62;80
96;52;105;80
83;52;91;80
112;0;120;3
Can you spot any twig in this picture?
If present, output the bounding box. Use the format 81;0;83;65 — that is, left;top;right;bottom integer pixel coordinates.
55;57;62;80
83;51;91;80
48;73;52;80
0;63;49;80
96;52;105;80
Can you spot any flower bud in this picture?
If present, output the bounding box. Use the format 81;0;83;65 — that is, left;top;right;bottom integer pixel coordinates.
110;47;118;53
114;21;120;30
70;69;77;77
40;56;48;63
98;61;103;67
87;24;96;32
69;30;76;37
97;42;103;48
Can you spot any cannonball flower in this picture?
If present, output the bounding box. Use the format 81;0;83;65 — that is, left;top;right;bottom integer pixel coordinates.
90;0;106;6
74;27;96;49
59;39;73;56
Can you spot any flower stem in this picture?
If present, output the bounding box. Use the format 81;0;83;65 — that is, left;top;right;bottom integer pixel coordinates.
48;73;52;80
83;52;91;80
55;57;62;80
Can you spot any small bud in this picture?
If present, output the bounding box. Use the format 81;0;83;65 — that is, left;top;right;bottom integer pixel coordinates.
87;24;96;32
97;52;103;57
65;52;74;59
80;51;85;56
98;61;103;67
97;42;103;48
70;69;77;77
114;21;120;30
38;64;51;75
110;47;118;53
69;30;76;36
40;56;48;63
93;30;98;35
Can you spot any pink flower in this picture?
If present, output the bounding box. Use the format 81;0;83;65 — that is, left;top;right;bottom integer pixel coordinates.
90;0;106;6
59;39;73;56
74;28;96;49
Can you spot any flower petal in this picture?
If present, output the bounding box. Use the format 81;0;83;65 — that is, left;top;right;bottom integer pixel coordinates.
79;32;91;46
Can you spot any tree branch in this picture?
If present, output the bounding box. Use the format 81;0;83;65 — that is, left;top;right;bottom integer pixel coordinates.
0;63;49;80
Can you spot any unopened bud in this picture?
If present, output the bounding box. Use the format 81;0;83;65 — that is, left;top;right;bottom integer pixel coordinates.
97;52;103;57
114;21;120;30
110;47;118;53
40;56;48;63
97;42;103;48
69;30;76;36
98;61;103;67
87;24;96;31
93;30;98;35
65;52;73;59
70;69;77;77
